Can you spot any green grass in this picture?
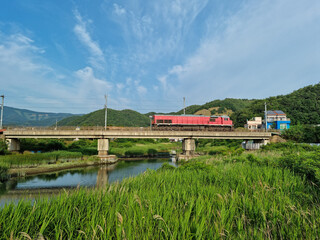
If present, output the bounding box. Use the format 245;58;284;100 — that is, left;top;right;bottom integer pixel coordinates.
109;142;181;157
1;159;320;239
0;151;83;168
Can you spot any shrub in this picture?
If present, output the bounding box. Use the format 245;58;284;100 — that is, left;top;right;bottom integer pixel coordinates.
0;140;8;155
208;146;229;155
0;164;9;182
147;148;158;156
124;149;145;157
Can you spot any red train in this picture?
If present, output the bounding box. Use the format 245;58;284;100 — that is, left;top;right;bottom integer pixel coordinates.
151;115;233;131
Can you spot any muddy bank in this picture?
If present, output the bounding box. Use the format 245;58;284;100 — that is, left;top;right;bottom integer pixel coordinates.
8;161;103;177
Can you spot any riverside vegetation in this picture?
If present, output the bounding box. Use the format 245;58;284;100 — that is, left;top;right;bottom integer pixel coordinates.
0;142;320;238
0;138;181;180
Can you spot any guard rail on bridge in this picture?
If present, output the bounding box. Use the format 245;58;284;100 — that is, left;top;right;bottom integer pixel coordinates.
3;128;273;160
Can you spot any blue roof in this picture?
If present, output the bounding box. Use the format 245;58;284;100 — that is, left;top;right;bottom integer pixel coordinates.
267;110;286;115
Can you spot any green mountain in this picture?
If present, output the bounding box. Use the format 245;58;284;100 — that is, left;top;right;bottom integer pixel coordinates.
173;98;254;115
232;83;320;127
58;108;150;127
58;83;320;128
2;106;75;127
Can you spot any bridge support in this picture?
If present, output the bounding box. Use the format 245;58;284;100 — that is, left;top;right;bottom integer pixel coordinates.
178;138;197;161
97;138;117;164
7;138;20;152
242;139;270;150
98;138;109;156
182;138;195;156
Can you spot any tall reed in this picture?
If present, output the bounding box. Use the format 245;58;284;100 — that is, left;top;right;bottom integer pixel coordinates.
0;160;319;239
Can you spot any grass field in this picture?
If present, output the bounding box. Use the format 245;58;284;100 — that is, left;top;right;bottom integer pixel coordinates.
0;151;83;168
1;147;320;239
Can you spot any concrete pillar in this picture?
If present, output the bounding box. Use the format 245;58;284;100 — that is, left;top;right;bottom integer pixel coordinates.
182;138;195;156
243;139;270;150
7;138;20;152
98;138;109;156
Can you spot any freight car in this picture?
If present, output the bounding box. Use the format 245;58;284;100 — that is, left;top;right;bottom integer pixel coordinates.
151;115;233;131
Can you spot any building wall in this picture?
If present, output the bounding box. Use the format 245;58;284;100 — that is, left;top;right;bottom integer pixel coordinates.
267;121;290;130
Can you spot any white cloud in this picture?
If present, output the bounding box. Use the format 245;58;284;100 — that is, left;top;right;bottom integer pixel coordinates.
165;0;320;102
75;66;112;97
136;85;147;96
110;0;208;63
113;4;126;16
73;9;106;70
158;76;167;91
169;65;184;75
126;77;132;85
116;83;125;90
0;31;111;113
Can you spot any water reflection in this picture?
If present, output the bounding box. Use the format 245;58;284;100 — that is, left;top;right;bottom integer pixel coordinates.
0;159;176;206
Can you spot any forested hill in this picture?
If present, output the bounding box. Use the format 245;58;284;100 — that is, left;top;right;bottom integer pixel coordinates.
59;99;253;127
232;83;320;127
3;106;74;126
171;98;254;115
58;83;320;128
58;108;150;127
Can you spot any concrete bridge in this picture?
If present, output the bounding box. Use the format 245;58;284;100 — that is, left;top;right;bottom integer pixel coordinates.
3;129;272;159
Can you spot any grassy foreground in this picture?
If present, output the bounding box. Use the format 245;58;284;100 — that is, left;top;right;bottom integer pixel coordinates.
1;157;320;239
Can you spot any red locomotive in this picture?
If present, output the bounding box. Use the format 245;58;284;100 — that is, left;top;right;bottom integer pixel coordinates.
151;115;233;131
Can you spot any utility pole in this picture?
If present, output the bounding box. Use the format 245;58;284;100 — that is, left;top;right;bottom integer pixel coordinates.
0;95;4;129
183;97;186;115
104;94;108;131
149;115;152;131
264;102;267;132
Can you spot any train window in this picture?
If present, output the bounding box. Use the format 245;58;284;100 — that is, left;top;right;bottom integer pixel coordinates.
164;120;172;123
224;118;229;121
210;117;218;121
157;120;164;123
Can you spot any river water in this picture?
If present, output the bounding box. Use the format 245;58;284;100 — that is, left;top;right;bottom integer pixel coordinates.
0;158;177;207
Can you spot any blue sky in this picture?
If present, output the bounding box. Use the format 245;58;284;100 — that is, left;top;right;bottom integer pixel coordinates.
0;0;319;114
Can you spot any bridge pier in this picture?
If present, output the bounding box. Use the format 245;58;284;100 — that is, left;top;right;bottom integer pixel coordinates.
97;138;117;164
98;138;109;156
178;138;197;161
242;139;270;150
182;138;195;156
6;138;20;152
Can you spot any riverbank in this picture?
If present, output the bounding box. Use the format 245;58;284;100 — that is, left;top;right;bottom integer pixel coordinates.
1;143;320;238
1;153;320;238
6;155;174;177
8;159;102;177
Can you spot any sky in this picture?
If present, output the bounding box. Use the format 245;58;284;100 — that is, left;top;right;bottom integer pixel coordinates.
0;0;319;114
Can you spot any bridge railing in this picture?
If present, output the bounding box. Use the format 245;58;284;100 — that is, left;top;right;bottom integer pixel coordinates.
4;126;280;133
4;126;152;131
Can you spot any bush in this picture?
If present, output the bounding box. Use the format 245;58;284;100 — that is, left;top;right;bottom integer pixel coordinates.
69;147;97;156
0;140;8;155
157;162;176;171
208;146;229;155
0;164;9;182
278;152;320;184
261;142;319;152
124;149;145;157
147;148;158;156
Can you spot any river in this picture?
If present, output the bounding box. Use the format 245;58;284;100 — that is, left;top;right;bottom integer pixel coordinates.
0;158;177;207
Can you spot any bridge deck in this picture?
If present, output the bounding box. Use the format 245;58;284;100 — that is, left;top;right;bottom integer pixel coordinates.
4;130;272;140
